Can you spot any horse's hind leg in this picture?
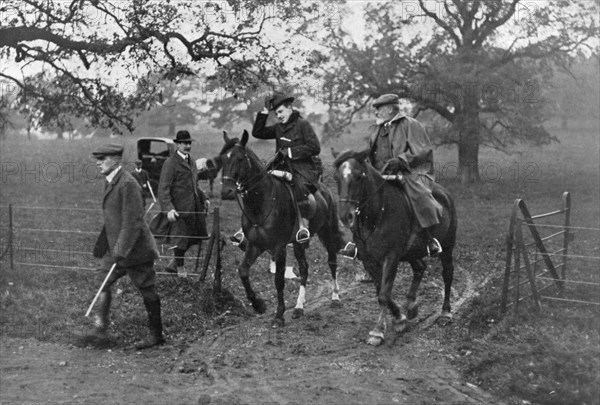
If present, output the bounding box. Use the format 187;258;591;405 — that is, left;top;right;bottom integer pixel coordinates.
272;247;288;327
239;245;266;314
438;248;454;325
406;258;427;321
292;244;309;319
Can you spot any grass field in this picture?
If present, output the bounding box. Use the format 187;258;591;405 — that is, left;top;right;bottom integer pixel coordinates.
1;117;599;404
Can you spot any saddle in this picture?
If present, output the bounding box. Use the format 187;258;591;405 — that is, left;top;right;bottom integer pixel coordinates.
269;170;319;219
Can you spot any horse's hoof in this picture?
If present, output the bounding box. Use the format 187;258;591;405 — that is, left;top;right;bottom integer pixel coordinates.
330;299;342;308
292;308;304;319
436;312;453;326
271;317;285;328
407;305;419;320
252;298;267;314
367;335;384;346
393;315;408;333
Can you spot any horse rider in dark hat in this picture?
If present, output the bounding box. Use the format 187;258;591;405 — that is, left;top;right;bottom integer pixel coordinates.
154;130;209;274
339;94;443;258
251;93;322;243
89;143;165;349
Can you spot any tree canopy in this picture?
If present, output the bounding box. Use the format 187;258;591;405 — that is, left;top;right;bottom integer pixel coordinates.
0;0;306;133
315;0;599;182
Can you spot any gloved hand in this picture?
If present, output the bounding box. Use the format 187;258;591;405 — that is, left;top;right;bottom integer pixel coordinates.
382;157;410;174
167;209;179;222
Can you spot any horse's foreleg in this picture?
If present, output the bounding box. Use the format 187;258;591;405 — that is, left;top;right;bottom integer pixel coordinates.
292;244;309;319
327;249;342;308
272;248;287;327
239;245;266;314
438;249;454;325
366;257;398;346
406;259;427;321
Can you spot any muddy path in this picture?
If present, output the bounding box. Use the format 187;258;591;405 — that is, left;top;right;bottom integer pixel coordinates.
1;262;503;404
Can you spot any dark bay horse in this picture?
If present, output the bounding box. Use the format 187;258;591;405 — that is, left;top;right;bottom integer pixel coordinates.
334;150;457;346
219;130;346;327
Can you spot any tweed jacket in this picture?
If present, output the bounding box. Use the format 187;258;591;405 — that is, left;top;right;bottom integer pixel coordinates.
94;168;159;266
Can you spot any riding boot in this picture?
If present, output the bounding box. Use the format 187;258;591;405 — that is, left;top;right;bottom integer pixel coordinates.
135;297;165;350
338;241;358;259
93;291;111;338
424;227;442;256
229;228;247;251
296;201;310;243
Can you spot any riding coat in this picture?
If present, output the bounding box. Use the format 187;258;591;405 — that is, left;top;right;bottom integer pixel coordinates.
154;152;208;250
367;114;443;228
252;110;321;195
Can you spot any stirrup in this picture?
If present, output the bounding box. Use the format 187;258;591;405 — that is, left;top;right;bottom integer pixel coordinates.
339;241;357;260
427;238;443;257
296;227;310;243
230;230;245;247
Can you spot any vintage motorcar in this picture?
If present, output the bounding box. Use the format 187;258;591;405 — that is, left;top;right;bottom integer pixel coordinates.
136;137;175;195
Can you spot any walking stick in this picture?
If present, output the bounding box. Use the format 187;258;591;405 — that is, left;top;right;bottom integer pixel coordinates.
85;263;117;317
147;181;157;202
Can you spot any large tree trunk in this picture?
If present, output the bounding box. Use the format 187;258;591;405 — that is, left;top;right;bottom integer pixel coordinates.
455;109;481;183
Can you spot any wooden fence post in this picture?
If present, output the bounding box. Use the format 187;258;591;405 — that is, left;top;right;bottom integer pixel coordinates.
501;199;521;313
561;192;571;281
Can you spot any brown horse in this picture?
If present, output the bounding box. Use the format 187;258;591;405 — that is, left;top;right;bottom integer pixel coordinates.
219;130;346;327
334;150;457;346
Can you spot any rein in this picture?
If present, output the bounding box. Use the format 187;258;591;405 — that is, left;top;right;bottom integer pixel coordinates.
222;146;278;227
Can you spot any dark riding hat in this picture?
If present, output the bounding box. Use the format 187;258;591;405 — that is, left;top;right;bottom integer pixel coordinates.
174;130;195;143
372;94;400;109
92;143;124;158
269;93;295;111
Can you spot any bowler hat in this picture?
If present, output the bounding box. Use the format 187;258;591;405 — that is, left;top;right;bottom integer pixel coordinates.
134;159;142;166
269;93;295;111
372;94;400;109
174;130;195;143
92;144;124;158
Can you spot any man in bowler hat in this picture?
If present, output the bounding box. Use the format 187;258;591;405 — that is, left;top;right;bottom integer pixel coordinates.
156;130;208;274
90;143;165;349
130;159;151;208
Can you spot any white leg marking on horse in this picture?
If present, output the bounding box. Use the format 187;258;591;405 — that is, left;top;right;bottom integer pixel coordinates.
331;279;340;301
295;285;306;309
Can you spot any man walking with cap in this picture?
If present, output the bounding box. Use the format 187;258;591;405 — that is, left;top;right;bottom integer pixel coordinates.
250;93;321;243
90;143;165;349
156;130;208;274
131;159;151;208
339;94;443;258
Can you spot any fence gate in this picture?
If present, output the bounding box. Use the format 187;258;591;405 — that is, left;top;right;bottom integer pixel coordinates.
501;192;600;313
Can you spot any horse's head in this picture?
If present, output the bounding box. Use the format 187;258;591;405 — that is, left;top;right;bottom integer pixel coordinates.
219;129;253;200
334;149;370;228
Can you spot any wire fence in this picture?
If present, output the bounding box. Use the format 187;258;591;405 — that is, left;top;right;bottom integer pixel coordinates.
0;204;224;290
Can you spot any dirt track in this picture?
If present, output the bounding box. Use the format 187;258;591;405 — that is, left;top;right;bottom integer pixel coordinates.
1;263;503;404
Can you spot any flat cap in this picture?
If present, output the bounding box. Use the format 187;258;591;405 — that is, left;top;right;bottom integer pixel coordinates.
372;94;400;109
92;143;124;158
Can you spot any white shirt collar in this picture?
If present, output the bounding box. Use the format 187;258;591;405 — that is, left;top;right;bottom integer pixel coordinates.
105;165;122;183
177;150;189;160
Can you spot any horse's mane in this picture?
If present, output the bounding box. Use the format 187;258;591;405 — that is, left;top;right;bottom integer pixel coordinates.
333;149;370;168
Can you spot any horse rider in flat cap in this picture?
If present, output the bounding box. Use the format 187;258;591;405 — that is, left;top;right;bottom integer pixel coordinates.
339;94;443;258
